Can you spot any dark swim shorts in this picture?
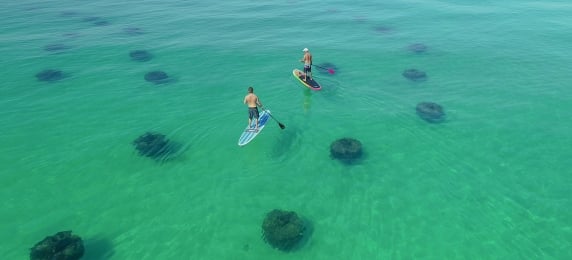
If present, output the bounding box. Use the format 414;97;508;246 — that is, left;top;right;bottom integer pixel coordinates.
248;107;259;119
304;65;312;73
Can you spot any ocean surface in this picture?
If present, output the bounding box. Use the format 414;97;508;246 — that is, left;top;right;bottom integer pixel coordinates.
1;0;571;259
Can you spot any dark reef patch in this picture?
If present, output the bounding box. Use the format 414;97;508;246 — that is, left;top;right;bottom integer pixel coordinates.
402;69;427;81
374;25;392;34
60;11;80;17
144;71;170;84
44;43;71;52
416;102;445;123
407;43;428;53
62;32;81;39
330;137;363;163
93;20;110;26
82;16;110;26
82;16;101;22
30;231;84;260
262;209;306;252
133;132;181;161
36;69;65;82
123;27;145;36
129;50;152;62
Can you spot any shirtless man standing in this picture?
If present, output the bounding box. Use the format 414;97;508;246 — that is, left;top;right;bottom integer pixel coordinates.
243;86;263;129
300;48;313;81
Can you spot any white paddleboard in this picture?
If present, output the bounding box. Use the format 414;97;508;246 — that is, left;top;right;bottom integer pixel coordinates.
238;110;271;146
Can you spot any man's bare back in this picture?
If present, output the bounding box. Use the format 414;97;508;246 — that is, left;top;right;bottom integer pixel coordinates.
244;86;263;129
244;93;259;108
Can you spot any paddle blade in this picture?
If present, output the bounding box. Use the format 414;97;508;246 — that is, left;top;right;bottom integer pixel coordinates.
278;122;286;129
328;69;335;74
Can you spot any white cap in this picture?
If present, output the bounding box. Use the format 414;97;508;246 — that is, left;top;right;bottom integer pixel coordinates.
303;48;309;52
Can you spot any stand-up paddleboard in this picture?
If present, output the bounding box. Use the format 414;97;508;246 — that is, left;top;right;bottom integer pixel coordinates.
238;110;271;146
293;69;322;90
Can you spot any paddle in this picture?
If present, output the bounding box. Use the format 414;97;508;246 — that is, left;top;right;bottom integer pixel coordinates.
312;64;335;74
260;106;285;129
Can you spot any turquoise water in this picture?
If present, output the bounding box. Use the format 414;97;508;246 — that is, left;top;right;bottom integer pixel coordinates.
1;0;571;259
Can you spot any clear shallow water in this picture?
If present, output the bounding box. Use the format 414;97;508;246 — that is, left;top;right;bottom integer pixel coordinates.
1;0;571;259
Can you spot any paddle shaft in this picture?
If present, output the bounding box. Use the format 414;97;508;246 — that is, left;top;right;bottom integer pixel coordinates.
260;106;285;129
312;64;335;74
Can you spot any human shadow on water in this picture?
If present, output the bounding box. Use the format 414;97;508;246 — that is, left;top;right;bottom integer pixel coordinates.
270;125;302;160
295;216;314;251
311;75;342;99
82;236;115;260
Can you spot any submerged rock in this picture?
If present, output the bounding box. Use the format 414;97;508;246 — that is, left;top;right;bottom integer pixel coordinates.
59;11;80;17
123;27;145;36
36;69;65;82
129;50;152;62
402;69;427;81
416;102;445;123
132;132;180;161
44;43;71;52
82;16;101;22
407;43;428;53
330;137;363;163
82;16;109;26
374;25;392;34
30;231;84;260
262;209;305;252
144;71;169;84
93;20;110;26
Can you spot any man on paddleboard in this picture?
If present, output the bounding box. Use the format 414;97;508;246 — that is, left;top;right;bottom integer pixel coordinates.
243;86;263;129
300;48;313;81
